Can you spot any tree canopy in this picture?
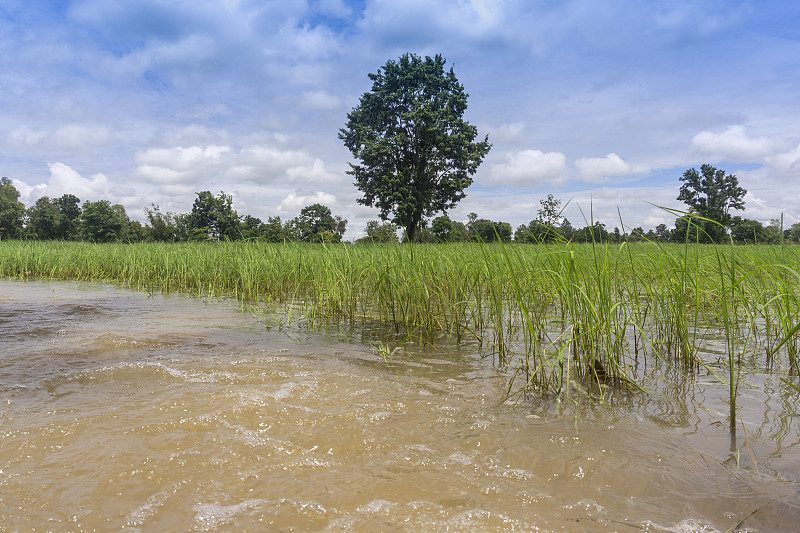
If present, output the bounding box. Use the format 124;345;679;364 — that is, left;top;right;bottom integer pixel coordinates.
677;164;746;242
340;53;491;241
291;203;347;243
81;200;130;242
190;191;240;241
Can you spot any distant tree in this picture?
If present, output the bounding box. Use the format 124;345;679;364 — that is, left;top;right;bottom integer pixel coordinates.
190;191;240;240
430;214;466;243
239;215;264;240
573;222;609;243
81;200;128;242
765;218;783;244
144;204;179;242
655;223;670;242
359;220;399;243
291;204;347;243
128;219;146;242
627;227;645;242
262;216;292;243
514;220;550;243
468;217;511;243
340;53;491;241
537;194;564;227
559;218;575;241
54;194;81;240
677;164;746;242
730;217;769;244
112;204;133;241
0;177;25;239
516;195;566;244
26;196;62;239
671;215;701;243
431;215;454;243
173;213;198;242
785;222;800;243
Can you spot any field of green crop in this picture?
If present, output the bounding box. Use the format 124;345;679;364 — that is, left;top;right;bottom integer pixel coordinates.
2;239;799;429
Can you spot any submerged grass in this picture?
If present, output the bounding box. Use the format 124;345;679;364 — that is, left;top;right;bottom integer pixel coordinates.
2;239;799;426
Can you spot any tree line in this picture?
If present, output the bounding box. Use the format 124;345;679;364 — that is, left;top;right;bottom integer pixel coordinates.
1;175;797;245
0;180;349;243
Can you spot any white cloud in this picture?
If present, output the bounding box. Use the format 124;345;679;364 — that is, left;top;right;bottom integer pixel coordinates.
575;153;632;182
8;124;113;151
279;23;340;61
301;90;342;110
489;149;567;186
10;126;47;145
691;125;783;162
46;162;111;200
277;191;338;214
285;158;342;184
234;146;318;183
765;143;800;176
134;139;346;189
487;121;525;143
15;163;116;206
135;145;231;184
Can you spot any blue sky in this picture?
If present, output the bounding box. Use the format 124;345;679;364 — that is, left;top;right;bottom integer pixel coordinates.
2;0;799;238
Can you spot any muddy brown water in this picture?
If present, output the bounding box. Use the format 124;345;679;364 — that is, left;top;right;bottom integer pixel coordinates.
1;280;798;532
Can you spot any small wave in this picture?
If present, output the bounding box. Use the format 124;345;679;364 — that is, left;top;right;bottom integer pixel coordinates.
644;518;720;533
124;486;179;527
194;499;269;531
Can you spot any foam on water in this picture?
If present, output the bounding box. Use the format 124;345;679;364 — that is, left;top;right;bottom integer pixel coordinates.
1;280;799;531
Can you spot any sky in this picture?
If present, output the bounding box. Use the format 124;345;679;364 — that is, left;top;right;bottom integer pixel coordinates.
2;0;800;239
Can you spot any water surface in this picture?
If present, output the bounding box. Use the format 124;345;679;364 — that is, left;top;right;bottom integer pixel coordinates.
1;281;798;531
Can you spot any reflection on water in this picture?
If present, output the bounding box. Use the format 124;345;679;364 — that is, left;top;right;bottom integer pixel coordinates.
1;280;798;531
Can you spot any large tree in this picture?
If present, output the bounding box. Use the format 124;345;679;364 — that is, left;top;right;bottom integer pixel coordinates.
340;53;491;241
677;164;746;243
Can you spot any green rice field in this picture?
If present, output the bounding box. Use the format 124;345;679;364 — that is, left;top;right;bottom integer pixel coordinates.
2;239;798;421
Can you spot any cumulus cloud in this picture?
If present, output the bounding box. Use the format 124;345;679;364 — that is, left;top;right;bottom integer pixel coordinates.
277;191;338;214
574;153;632;182
691;125;784;162
14;163;116;206
233;146;312;180
46;162;111;200
136;145;231;185
285;158;342;184
135;141;344;190
489;149;567;186
765;144;800;177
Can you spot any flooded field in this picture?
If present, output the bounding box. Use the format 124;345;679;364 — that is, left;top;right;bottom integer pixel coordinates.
1;280;798;531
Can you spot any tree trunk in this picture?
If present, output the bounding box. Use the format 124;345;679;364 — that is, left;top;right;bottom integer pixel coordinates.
405;220;416;242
